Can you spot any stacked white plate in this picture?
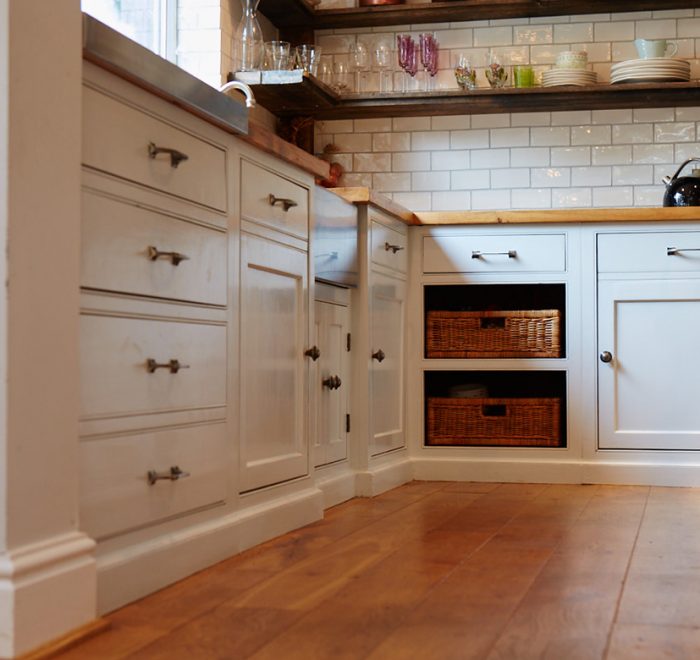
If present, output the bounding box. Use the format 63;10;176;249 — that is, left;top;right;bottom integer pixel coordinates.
611;57;690;84
542;68;597;87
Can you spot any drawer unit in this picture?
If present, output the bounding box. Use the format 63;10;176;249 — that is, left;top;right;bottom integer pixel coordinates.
80;314;226;420
82;85;227;212
371;220;408;273
240;158;309;239
82;189;227;305
423;233;566;273
598;231;700;273
80;422;227;539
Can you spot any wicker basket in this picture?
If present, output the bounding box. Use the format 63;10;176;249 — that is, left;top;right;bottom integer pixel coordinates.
426;309;561;359
426;397;561;447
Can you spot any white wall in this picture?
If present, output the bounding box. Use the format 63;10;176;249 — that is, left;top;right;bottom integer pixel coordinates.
314;9;700;211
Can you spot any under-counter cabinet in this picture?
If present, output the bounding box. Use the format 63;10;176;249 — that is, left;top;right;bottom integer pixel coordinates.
598;230;700;451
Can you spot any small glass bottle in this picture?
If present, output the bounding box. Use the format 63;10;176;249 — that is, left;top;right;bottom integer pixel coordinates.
233;0;263;72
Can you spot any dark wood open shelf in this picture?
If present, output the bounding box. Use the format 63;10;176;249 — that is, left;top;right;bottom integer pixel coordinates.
260;0;700;30
251;78;700;120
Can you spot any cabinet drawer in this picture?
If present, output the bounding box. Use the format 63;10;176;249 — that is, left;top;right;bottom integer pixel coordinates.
240;159;309;239
80;314;226;419
598;231;700;273
80;423;227;539
371;221;407;273
82;189;227;305
82;86;227;211
423;233;566;273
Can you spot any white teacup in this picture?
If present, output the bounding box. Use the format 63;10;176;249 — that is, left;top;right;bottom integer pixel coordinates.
634;38;678;59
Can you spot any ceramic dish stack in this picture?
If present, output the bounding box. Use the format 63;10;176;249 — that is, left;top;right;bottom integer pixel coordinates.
542;68;597;86
611;57;690;83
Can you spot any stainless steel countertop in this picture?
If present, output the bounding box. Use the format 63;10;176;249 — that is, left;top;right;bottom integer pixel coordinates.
82;14;248;136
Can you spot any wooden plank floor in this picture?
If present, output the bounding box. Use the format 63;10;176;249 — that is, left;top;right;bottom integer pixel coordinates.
56;482;700;659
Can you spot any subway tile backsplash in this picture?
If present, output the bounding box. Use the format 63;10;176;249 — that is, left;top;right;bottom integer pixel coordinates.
314;10;700;211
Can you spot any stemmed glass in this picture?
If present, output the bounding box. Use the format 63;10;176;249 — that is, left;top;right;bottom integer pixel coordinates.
349;41;370;93
419;32;439;91
397;34;418;92
373;39;393;93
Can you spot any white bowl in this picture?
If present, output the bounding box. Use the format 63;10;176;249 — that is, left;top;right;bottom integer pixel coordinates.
556;50;588;69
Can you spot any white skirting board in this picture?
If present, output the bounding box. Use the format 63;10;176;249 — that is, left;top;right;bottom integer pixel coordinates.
315;467;358;509
95;487;324;614
355;455;414;497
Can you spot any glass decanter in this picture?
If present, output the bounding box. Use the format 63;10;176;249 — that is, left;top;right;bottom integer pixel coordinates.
233;0;263;72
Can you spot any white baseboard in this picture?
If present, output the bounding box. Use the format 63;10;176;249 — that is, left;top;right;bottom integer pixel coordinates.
95;486;324;614
0;531;97;658
356;455;414;497
315;467;357;509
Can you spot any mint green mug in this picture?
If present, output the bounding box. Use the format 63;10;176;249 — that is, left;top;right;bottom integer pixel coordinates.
634;39;678;59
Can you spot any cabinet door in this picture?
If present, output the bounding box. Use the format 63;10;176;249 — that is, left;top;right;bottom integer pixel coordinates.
598;279;700;450
370;270;406;455
313;300;350;467
239;233;309;491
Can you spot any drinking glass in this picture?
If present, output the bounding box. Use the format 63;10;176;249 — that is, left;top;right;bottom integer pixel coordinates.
318;55;334;88
349;41;370;93
373;39;393;93
397;34;418;92
419;32;439;92
295;44;322;76
454;53;476;90
333;58;352;94
485;50;507;88
263;40;291;70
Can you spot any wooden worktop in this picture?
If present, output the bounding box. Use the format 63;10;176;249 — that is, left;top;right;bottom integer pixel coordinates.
330;187;420;225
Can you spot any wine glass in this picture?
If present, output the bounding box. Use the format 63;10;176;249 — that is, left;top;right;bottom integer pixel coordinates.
373;38;393;93
397;34;417;92
349;41;370;93
419;32;439;91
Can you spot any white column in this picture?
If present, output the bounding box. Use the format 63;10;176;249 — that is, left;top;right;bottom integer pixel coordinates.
0;1;97;657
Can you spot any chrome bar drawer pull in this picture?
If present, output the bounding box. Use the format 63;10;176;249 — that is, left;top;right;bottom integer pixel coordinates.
268;194;298;212
667;247;700;256
384;242;404;254
148;245;190;266
146;358;190;374
471;250;517;259
147;465;191;485
148;142;189;168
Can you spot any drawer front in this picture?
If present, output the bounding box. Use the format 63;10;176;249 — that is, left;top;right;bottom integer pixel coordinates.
423;233;566;273
83;86;227;211
80;423;227;539
240;159;309;239
598;231;700;273
80;315;226;419
82;189;227;305
371;221;408;273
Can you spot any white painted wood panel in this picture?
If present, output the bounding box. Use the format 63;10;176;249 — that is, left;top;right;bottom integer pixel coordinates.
423;233;566;273
371;221;408;274
598;230;700;273
80;422;227;540
239;233;309;491
81;188;227;305
82;85;227;211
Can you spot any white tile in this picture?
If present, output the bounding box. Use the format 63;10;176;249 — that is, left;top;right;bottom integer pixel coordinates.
676;143;700;162
471;148;510;168
316;119;354;134
315;134;334;153
471;114;511;129
511;147;550;167
613;164;654;185
354;118;392;133
432;115;471;130
531;15;570;25
515;26;553;45
372;132;411;152
490;18;529;27
582;42;611;63
412;131;451;151
431;150;469;170
392;191;431;211
678;18;700;38
511;112;551;127
653;9;694;18
552;188;593;208
472;189;511;210
434;28;474;49
612;123;653;144
592;109;632;125
474;26;513;47
330;133;373;153
632;144;675;164
451;169;490;190
531;45;567;64
512;188;552;209
674;38;696;59
340;172;373;188
611;12;651;20
571;125;612;146
635;19;677;40
633;108;675;123
392;152;431;172
592;146;632;166
572;166;611;186
490;127;530;147
490;168;530;188
372;172;411;193
655;163;676;182
531;167;572;187
431;191;471;211
412;171;451;192
353;152;391;172
551;147;591;166
593;186;633;207
594;21;635;42
451;129;490;149
655;122;696;143
612;41;639;62
531;127;570;146
634;186;663;206
554;22;593;43
552;111;592;126
315;34;355;54
392;117;431;131
573;13;610;22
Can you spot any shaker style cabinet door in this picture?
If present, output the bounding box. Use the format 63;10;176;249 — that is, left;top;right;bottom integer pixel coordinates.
313;300;350;467
598;279;700;450
239;233;309;491
370;271;406;456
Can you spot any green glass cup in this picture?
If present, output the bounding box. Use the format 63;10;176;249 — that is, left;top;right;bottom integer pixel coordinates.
513;65;535;88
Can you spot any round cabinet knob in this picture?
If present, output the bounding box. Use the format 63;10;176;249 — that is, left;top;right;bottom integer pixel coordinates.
600;351;613;363
372;349;386;363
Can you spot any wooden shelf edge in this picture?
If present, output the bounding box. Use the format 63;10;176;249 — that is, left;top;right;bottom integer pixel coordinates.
331;187;420;225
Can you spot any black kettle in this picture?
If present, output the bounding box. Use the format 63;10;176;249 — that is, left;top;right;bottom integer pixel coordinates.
662;158;700;206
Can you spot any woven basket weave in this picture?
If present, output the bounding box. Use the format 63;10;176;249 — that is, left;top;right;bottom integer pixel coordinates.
426;309;561;359
426;397;561;447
